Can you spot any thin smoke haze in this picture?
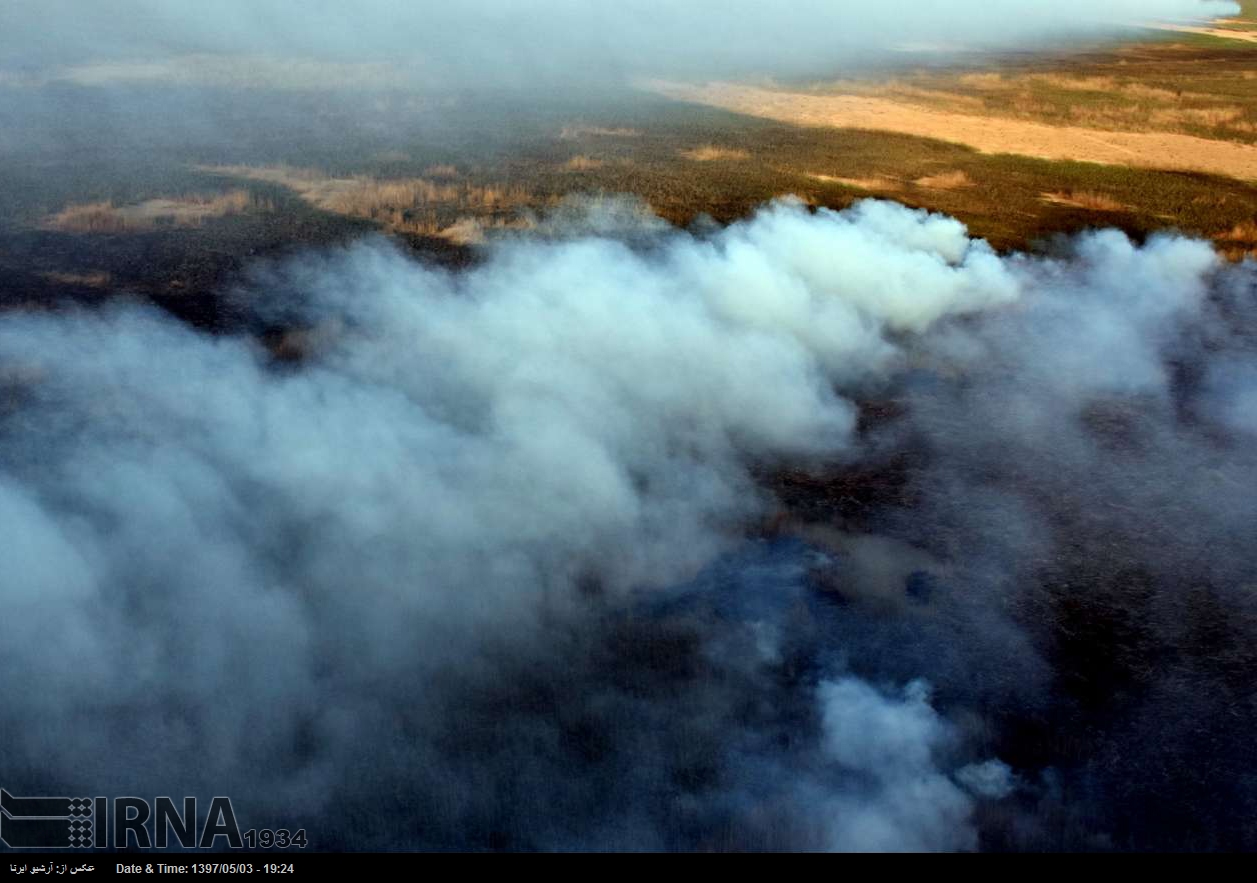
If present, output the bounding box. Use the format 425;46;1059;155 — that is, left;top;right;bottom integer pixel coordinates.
0;1;1241;87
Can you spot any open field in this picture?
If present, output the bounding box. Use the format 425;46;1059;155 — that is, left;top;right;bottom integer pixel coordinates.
650;6;1257;185
44;189;267;233
196;164;538;242
8;103;1257;322
1155;0;1257;42
790;44;1257;143
1152;24;1257;43
651;80;1257;180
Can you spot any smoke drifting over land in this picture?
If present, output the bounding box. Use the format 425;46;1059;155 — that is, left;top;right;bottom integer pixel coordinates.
1;198;1254;849
0;2;1241;227
0;1;1241;88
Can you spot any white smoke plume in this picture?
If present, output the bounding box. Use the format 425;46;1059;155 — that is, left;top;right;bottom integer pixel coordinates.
818;678;981;851
1;197;1254;850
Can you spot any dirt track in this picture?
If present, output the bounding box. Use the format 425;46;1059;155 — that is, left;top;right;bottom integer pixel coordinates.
652;81;1257;182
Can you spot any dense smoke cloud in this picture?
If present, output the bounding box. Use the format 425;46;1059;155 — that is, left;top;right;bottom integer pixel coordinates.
0;1;1240;87
1;197;1254;849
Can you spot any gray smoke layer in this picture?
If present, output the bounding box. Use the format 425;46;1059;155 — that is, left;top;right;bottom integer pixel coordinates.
0;1;1239;87
1;2;1235;176
1;198;1254;850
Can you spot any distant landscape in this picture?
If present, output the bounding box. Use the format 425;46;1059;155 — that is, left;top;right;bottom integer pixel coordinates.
4;4;1257;325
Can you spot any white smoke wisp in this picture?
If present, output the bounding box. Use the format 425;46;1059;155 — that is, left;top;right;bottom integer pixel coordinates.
818;678;982;852
1;196;1253;850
